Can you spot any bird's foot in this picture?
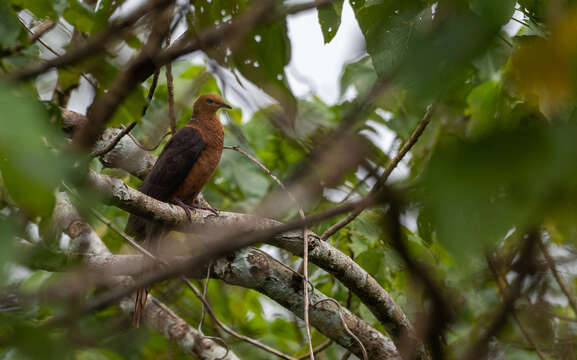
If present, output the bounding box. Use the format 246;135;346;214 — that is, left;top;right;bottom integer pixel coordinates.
171;199;195;222
192;204;220;217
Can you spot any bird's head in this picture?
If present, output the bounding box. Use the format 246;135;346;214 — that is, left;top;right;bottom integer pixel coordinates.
193;93;232;114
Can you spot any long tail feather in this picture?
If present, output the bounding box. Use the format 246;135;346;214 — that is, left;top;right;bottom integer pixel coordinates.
132;287;150;327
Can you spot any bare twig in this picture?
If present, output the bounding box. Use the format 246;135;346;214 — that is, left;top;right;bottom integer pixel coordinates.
76;2;174;150
197;263;211;332
321;104;435;241
538;239;577;315
91;122;137;157
142;69;161;116
384;188;448;360
311;299;368;360
6;0;172;82
463;231;540;360
223;144;313;358
16;17;97;89
296;340;332;360
28;21;56;43
487;256;547;360
165;38;176;135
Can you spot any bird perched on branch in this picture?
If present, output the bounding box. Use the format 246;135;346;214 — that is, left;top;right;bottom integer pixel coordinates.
125;93;231;327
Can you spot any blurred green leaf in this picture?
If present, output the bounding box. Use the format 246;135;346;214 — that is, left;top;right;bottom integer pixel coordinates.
470;0;516;26
340;55;378;97
0;85;71;217
10;0;66;20
423;121;577;267
518;0;548;22
63;0;95;34
317;0;343;43
467;80;500;138
351;0;429;76
0;3;22;50
75;348;123;360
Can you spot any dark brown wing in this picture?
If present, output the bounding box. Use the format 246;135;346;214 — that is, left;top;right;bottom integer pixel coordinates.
125;126;205;238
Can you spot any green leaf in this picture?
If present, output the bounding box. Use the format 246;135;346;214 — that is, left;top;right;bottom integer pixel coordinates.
422;121;577;267
351;0;428;76
0;85;71;217
57;66;82;92
340;55;378;97
467;80;500;138
10;0;64;19
234;21;297;123
108;86;147;127
317;0;343;43
0;3;22;50
75;349;124;360
518;0;548;22
63;0;95;34
470;0;516;26
0;218;17;288
472;38;512;82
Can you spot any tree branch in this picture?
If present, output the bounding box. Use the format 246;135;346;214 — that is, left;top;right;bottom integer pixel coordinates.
52;192;238;360
62;109;424;358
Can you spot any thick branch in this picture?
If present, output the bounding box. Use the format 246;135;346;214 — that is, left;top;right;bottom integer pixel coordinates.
63;110;423;358
52;193;238;360
38;249;401;359
213;248;400;360
86;170;421;356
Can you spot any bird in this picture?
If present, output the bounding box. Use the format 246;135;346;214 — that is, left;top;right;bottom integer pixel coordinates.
125;93;231;327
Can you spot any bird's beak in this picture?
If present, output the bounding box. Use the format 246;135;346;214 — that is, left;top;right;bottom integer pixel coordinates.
220;102;232;109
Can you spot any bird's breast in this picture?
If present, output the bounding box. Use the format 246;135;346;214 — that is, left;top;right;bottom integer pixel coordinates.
171;123;223;204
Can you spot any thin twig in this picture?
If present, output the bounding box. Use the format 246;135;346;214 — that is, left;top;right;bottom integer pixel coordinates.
538;239;577;315
223;145;302;212
311;299;368;360
463;231;540;360
197;263;211;333
142;69;160;116
498;33;513;48
511;17;532;28
127;130;171;151
296;340;332;360
487;256;547;360
165;36;176;134
28;21;56;43
16;16;97;89
91;122;137;158
223;144;314;358
320;104;435;241
6;0;173;82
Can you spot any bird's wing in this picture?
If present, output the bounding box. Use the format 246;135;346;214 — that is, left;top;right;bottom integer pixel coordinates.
139;126;206;201
125;126;205;238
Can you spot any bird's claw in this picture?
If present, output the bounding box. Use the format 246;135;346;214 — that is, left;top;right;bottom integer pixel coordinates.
172;199;195;222
193;204;220;217
172;199;219;220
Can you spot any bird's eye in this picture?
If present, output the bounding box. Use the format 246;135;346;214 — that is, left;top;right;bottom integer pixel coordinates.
206;98;214;104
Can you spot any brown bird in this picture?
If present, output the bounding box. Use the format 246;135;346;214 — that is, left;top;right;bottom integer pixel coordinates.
125;93;231;327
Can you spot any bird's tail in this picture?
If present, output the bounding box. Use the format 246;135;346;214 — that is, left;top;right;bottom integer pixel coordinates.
130;222;164;328
132;286;150;327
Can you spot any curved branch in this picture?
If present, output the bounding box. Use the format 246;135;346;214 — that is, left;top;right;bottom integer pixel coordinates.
213;248;400;360
62;109;425;358
86;171;423;358
52;192;237;360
